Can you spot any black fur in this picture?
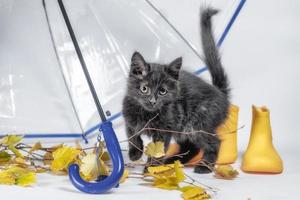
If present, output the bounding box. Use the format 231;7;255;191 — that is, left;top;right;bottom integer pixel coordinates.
122;7;230;173
201;8;230;96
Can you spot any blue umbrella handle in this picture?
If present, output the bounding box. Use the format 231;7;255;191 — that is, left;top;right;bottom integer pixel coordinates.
68;121;124;194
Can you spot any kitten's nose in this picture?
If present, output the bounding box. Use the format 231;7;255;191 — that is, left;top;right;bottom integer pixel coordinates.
149;96;156;106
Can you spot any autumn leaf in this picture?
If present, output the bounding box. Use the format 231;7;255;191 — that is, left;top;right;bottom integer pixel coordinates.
0;151;11;164
0;167;36;187
43;152;53;165
214;165;239;180
153;176;180;190
8;145;24;158
50;146;80;172
145;161;185;190
80;153;109;181
80;153;99;179
147;164;174;177
9;167;36;187
13;157;28;168
146;161;183;177
0;135;23;145
0;135;24;158
98;159;109;176
100;151;110;161
29;142;42;154
174;160;185;183
181;186;211;200
145;142;165;158
119;169;129;184
0;170;15;185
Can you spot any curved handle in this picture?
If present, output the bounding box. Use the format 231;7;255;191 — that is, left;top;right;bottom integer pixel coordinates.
68;121;124;194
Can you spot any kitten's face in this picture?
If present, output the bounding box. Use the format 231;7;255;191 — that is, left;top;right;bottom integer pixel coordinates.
127;52;182;112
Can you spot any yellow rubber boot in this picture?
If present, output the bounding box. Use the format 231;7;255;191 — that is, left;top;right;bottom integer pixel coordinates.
241;106;283;173
216;104;239;164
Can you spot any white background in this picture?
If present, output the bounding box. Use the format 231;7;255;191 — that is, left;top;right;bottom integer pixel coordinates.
1;0;299;199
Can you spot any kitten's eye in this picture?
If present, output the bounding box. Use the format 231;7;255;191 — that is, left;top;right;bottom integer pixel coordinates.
140;85;149;94
159;88;168;95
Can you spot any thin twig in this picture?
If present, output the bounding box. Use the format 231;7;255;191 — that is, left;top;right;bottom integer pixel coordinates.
119;113;159;143
144;127;216;137
128;141;218;192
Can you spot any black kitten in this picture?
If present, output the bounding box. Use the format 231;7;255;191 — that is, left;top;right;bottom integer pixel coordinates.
122;7;230;173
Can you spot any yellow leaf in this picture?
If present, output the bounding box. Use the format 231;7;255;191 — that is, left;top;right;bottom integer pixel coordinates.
16;172;36;186
80;153;109;181
50;146;80;172
174;160;185;182
153;176;179;190
181;186;210;200
146;164;175;177
98;159;109;176
119;169;129;184
0;167;36;187
0;170;15;185
80;153;99;181
146;162;184;177
0;135;24;158
8;144;24;158
145;142;166;158
214;165;239;180
0;135;23;145
145;161;185;190
179;186;196;192
100;151;110;161
29;142;42;154
0;151;11;164
14;171;36;187
8;167;36;187
80;153;98;178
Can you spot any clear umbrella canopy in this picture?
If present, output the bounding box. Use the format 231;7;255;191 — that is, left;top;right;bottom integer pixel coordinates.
0;0;244;143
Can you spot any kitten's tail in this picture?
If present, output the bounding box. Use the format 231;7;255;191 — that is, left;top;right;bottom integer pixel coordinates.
200;7;230;96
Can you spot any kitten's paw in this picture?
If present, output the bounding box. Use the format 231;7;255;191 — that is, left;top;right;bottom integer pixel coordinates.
129;148;143;161
194;165;213;174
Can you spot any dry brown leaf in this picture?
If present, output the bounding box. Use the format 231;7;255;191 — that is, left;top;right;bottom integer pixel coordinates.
214;164;239;180
43;152;53;165
29;142;42;154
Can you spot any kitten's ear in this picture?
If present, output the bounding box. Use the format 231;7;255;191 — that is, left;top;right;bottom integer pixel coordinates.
166;57;182;79
130;51;149;78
